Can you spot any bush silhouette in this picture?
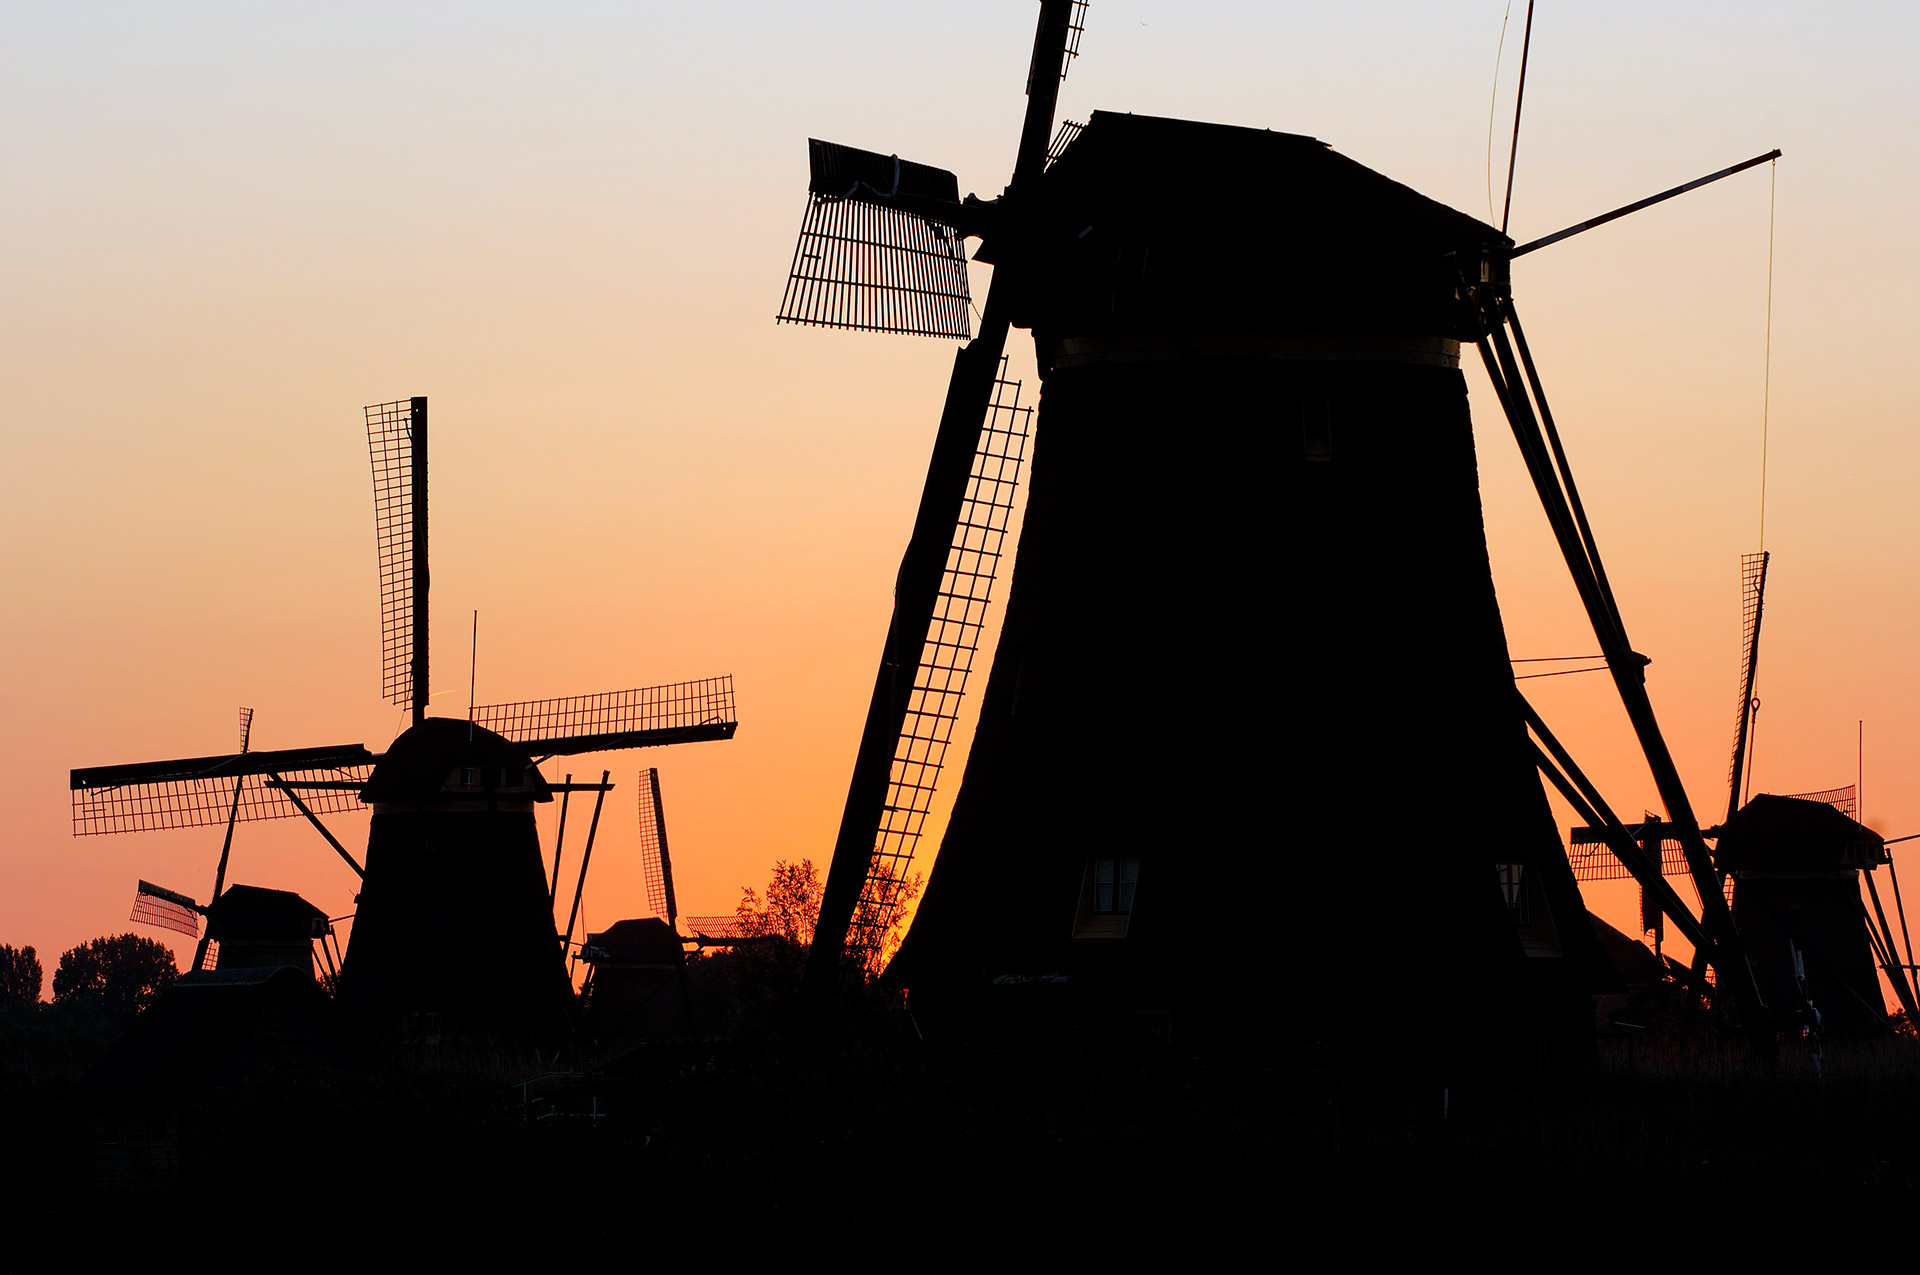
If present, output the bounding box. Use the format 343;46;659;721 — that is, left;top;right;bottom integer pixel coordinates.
51;934;176;1015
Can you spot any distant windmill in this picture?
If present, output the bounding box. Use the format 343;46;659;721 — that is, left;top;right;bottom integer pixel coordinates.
73;396;739;1038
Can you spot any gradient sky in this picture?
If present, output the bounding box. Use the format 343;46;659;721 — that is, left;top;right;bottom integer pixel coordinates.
6;2;1919;999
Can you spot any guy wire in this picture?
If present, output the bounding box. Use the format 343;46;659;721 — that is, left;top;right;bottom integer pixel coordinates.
1486;2;1514;225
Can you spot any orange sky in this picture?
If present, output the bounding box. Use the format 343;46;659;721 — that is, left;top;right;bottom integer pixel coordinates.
7;3;1920;1003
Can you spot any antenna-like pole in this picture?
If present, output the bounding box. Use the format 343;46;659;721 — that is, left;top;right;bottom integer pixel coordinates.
410;396;429;727
468;609;478;741
1499;0;1535;236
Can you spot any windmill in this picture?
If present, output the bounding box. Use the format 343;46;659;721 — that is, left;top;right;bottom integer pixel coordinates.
576;767;696;1047
776;2;1812;1057
72;395;739;1039
1568;551;1920;1035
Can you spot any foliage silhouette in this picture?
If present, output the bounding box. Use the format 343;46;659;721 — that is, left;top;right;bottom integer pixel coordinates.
0;945;41;1007
51;934;176;1015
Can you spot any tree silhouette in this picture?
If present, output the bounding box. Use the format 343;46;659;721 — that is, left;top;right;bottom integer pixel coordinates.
0;944;40;1007
52;934;177;1015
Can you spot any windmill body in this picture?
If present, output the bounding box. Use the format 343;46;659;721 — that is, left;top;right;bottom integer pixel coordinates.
336;718;577;1040
886;114;1609;1052
1719;794;1890;1037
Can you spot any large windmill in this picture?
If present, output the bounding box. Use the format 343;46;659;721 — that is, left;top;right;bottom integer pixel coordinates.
72;396;738;1038
778;1;1796;1056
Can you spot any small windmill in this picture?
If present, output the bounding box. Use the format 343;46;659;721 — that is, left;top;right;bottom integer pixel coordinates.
73;396;738;1035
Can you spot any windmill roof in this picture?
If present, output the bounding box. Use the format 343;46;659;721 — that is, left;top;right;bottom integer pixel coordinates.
1027;111;1506;341
359;717;552;804
584;918;683;966
206;884;328;943
1717;794;1886;873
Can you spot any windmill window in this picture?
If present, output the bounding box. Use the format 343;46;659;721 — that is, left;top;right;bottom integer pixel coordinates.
1496;863;1530;925
1092;856;1140;915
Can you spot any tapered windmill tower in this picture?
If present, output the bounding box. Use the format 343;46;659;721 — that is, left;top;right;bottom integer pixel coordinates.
778;2;1783;1056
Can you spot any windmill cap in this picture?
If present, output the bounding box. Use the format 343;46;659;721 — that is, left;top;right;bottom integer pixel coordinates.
1717;794;1886;873
360;718;553;805
206;884;329;942
1026;111;1507;343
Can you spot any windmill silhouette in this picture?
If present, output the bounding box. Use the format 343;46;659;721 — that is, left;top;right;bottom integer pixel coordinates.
777;2;1802;1054
73;396;738;1037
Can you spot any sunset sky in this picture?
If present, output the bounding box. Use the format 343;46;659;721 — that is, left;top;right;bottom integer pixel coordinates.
7;2;1920;998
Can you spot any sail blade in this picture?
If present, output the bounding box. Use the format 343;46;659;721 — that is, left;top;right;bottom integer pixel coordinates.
473;677;737;758
71;744;376;836
776;140;972;339
637;767;677;924
366;398;426;713
131;880;201;938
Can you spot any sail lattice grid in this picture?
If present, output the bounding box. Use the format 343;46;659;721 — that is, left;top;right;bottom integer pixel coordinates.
1726;551;1768;794
637;767;673;919
73;763;372;836
473;677;736;750
366;400;416;708
131;884;201;938
846;364;1033;970
1785;784;1857;819
1568;827;1691;883
776;140;972;340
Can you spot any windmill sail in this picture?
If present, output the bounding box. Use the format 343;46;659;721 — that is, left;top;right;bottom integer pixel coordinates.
843;365;1031;969
472;676;737;756
636;767;677;925
71;743;377;836
777;141;973;340
799;0;1076;1001
130;880;201;938
1725;550;1770;821
367;397;428;722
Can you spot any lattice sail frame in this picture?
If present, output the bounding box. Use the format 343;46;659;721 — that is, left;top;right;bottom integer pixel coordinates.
1726;551;1769;796
473;677;736;750
776;140;972;340
366;400;417;708
1568;784;1861;884
636;767;676;922
73;763;373;836
131;881;201;938
846;363;1033;970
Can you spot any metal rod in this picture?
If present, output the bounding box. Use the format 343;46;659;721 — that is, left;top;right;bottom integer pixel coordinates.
1475;298;1770;1041
549;774;573;910
265;773;365;878
194;774;246;971
1500;0;1535;236
1864;870;1920;1020
1889;852;1916;986
410;395;429;727
1521;698;1712;953
562;770;610;956
1510;149;1781;257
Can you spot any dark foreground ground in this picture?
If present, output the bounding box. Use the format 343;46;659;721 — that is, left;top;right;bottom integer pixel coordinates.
5;1003;1917;1235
